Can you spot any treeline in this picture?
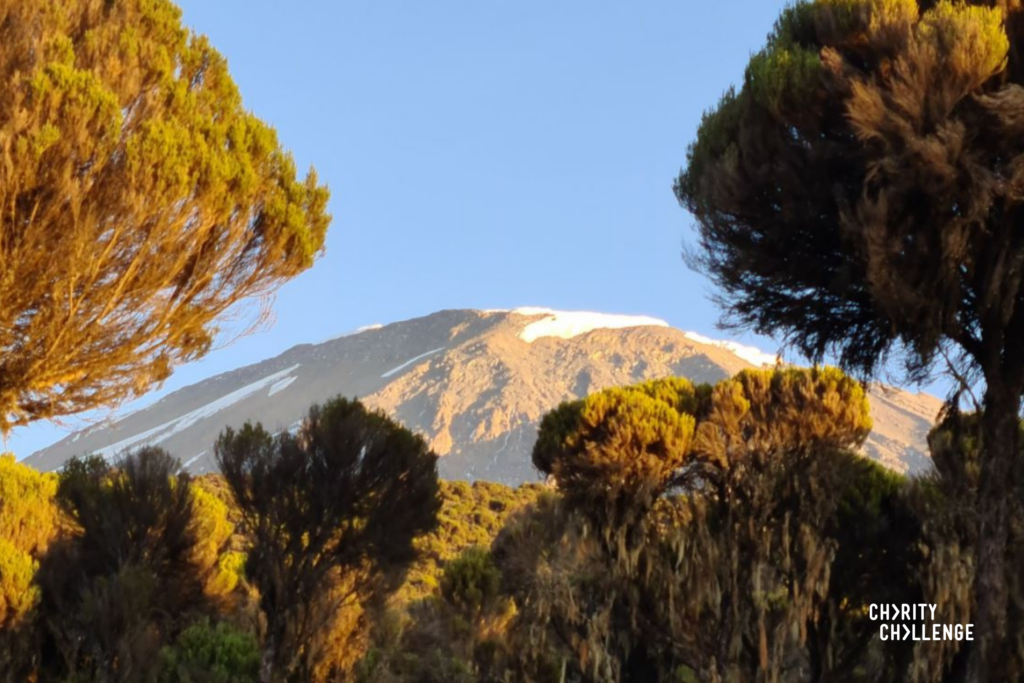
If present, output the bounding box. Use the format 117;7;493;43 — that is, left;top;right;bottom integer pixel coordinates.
0;368;1013;682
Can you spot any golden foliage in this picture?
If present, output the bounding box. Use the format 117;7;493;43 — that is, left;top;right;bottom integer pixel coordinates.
0;453;60;556
401;480;542;603
533;378;698;537
0;537;39;628
0;0;330;433
0;454;58;634
520;367;892;681
190;480;244;602
695;366;872;466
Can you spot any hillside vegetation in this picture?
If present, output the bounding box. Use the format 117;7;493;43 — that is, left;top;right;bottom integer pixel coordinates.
3;0;1024;679
0;368;1010;681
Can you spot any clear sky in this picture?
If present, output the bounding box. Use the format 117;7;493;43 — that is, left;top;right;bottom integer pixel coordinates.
8;0;873;457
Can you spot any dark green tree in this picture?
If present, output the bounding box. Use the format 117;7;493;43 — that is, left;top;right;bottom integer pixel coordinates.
36;447;202;680
907;411;1024;680
158;619;261;683
215;397;441;683
808;456;921;681
675;1;1024;675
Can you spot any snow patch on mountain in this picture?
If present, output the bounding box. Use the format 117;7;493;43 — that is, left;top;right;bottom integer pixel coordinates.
682;332;779;367
181;451;206;470
268;375;298;397
91;364;302;461
381;348;445;379
515;309;669;343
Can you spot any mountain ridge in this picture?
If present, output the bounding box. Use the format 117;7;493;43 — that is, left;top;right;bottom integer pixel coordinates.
24;308;942;484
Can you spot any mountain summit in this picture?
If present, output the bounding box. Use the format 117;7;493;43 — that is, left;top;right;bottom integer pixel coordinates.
25;308;942;484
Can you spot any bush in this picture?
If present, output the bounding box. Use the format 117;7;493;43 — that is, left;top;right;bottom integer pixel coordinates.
159;619;260;683
441;546;501;615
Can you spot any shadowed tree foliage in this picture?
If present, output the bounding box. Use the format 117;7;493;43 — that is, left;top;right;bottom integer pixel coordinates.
808;456;922;681
215;396;441;683
493;492;621;681
675;1;1024;674
904;411;1024;680
35;447;203;681
0;0;330;434
512;368;917;681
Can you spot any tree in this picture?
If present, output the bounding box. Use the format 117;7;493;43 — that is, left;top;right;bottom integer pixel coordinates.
188;480;246;606
215;396;441;682
675;1;1024;676
158;619;261;683
519;368;905;681
0;0;330;433
0;455;60;677
532;377;701;556
36;447;203;680
0;454;60;558
909;411;1024;680
808;456;921;681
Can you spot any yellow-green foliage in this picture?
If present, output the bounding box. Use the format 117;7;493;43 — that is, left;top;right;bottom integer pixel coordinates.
0;455;57;631
917;1;1008;86
533;378;698;526
746;40;821;115
0;454;60;556
190;480;244;600
535;368;870;523
688;0;1011;193
814;0;918;40
401;481;542;603
0;538;39;627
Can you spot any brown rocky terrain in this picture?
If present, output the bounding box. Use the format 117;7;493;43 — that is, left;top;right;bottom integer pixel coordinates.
25;308;942;484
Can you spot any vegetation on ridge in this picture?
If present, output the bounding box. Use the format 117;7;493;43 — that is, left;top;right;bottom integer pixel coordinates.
675;0;1024;676
0;368;1003;682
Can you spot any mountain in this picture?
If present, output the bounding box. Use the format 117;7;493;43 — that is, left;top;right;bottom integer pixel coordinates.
24;308;943;484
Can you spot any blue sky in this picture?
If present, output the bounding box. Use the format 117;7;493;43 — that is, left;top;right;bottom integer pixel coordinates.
9;0;874;456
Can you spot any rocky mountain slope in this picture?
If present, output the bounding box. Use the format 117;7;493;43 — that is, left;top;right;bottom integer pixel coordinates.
24;308;942;484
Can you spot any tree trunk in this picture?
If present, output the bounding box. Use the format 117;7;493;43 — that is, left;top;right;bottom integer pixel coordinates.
968;383;1020;682
260;630;278;683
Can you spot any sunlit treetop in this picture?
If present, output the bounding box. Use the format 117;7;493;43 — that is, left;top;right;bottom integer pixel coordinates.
534;367;872;531
0;0;331;432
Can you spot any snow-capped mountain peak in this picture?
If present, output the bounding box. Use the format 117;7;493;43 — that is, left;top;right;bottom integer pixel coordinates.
25;308;940;483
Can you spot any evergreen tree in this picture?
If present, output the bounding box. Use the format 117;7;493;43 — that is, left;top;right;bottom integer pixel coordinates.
675;2;1024;675
215;397;441;682
0;0;330;433
520;368;912;681
36;447;202;680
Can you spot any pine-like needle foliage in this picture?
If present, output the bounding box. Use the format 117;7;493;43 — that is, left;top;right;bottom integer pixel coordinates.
215;397;441;682
0;0;331;433
675;2;1024;673
520;368;907;681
